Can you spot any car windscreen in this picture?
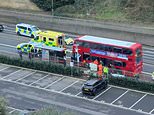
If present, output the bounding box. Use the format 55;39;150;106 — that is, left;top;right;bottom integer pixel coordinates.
31;27;39;31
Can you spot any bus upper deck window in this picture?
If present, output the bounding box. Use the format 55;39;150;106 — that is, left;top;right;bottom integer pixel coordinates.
105;46;113;52
123;48;132;55
113;47;122;53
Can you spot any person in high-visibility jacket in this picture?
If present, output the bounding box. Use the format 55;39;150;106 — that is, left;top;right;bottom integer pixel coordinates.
103;66;109;77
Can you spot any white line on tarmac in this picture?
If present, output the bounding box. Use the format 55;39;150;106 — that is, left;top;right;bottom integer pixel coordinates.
129;94;147;109
7;106;24;112
75;92;82;96
0;43;16;48
28;74;49;86
111;90;129;104
29;74;49;85
15;71;36;82
44;76;65;89
149;108;154;114
0;67;9;71
60;80;79;92
93;87;111;100
0;78;152;115
9;109;16;114
2;69;22;79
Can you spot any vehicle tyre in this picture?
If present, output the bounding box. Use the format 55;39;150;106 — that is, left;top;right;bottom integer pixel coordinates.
92;88;96;96
31;34;34;38
17;31;21;35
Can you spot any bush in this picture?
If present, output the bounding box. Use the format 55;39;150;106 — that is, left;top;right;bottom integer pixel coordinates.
30;107;74;115
109;77;154;93
0;97;6;115
0;55;83;77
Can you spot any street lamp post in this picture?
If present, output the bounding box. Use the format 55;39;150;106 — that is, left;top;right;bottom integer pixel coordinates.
51;0;54;16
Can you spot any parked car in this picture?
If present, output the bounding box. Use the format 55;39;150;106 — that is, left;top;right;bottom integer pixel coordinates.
82;78;108;96
0;25;4;32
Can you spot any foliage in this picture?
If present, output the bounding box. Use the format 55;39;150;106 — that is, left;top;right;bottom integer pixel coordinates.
0;55;83;77
30;108;74;115
31;0;154;22
109;76;154;93
30;0;75;11
0;97;6;115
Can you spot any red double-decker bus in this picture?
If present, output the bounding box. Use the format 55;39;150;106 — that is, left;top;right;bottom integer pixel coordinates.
72;35;143;76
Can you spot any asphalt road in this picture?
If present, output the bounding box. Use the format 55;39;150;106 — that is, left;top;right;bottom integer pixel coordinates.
0;25;154;115
0;30;154;74
0;64;153;115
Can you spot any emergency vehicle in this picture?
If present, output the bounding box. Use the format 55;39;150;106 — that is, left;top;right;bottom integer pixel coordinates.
16;23;41;38
32;30;66;48
16;43;34;53
32;30;74;47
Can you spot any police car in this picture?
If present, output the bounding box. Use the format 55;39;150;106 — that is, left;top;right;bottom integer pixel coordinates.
16;43;34;53
16;23;41;38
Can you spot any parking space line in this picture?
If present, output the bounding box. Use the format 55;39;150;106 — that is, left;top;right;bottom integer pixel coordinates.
7;106;23;112
149;108;154;114
0;67;9;71
9;109;16;114
60;80;79;92
93;87;111;100
75;92;82;96
15;71;36;82
129;94;147;109
1;79;152;115
28;74;49;86
2;69;22;79
44;76;65;89
111;90;129;104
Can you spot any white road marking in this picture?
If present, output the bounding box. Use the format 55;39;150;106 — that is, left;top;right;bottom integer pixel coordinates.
44;76;65;89
0;67;9;71
15;71;36;82
2;69;22;79
129;94;147;109
9;109;16;114
142;71;152;75
75;92;82;96
7;106;24;113
149;108;154;114
93;87;111;100
0;78;152;115
60;80;79;92
28;74;49;86
0;43;16;48
111;90;129;104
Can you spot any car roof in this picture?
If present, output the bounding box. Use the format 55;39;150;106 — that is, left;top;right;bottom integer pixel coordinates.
16;23;36;28
84;79;99;85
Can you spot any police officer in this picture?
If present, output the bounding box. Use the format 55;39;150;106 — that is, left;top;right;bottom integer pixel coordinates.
103;66;109;77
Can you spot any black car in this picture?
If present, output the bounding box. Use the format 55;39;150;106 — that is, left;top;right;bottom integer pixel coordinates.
0;25;4;32
82;78;108;96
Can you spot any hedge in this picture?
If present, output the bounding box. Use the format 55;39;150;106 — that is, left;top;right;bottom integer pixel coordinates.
0;55;83;77
0;55;154;93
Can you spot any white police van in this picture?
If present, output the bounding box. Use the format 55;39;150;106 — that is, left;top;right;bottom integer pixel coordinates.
16;23;41;38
